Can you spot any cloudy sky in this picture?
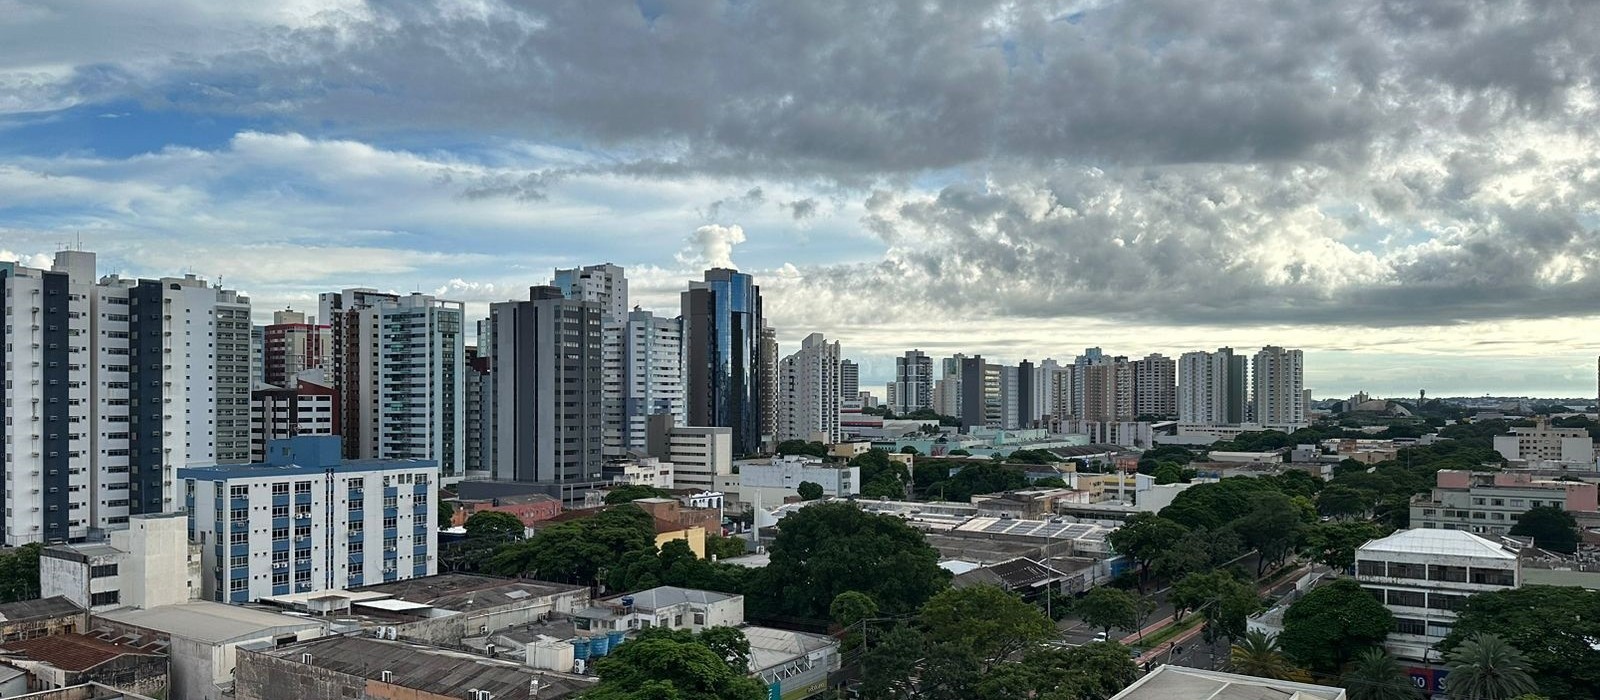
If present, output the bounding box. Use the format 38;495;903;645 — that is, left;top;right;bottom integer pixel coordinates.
3;0;1598;398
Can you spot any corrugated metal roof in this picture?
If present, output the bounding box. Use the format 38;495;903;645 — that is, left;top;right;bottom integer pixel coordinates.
273;635;593;699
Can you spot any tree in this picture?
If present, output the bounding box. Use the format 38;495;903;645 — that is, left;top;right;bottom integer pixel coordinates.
1073;586;1137;638
1278;578;1393;672
704;533;748;560
1303;520;1386;571
776;440;828;458
1234;491;1307;574
796;481;825;501
1440;586;1600;699
486;505;656;585
1444;633;1541;700
1508;506;1579;553
829;591;878;652
607;539;752;594
0;544;41;603
604;484;673;504
919;585;1055;670
1150;527;1241;583
858;624;924;700
1342;647;1420;700
1316;484;1373;519
974;643;1138;700
1106;512;1189;590
585;627;768;700
1153;462;1183;485
748;502;949;622
1228;630;1311;682
463;510;524;540
437;500;455;530
1168;570;1258;642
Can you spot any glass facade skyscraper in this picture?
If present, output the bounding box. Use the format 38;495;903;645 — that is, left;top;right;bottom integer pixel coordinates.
682;268;766;455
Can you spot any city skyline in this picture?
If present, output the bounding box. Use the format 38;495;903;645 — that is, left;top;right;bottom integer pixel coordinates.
4;2;1600;399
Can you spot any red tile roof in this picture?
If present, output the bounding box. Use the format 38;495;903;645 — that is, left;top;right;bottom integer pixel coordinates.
1;633;163;672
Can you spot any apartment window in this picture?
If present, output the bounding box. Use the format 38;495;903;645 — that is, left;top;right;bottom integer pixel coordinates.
272;550;289;563
295;569;311;582
272;527;289;541
349;499;364;511
294;481;312;494
231;508;248;521
1428;593;1467;611
1394;618;1427;635
350;541;364;554
271;572;288;586
383;497;397;509
1471;497;1486;506
230;532;248;545
272;505;289;518
91;591;121;607
1470;568;1515;587
1386;589;1426;608
90;564;119;579
272;483;289;495
350;562;364;576
1356;560;1386;577
230;578;248;591
1388;562;1426;580
293;526;310;538
230;485;248;498
347;478;364;492
693;612;705;626
382;517;397;530
383;537;397;551
229;555;248;569
1427;565;1468;583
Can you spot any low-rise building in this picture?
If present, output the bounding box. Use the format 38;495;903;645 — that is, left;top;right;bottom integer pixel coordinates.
41;514;200;613
1410;469;1600;536
732;456;860;507
94;601;328;700
0;598;87;643
1493;417;1597;468
970;488;1080;519
0;632;167;697
602;456;675;489
1111;666;1345;700
576;587;745;635
236;634;595;700
449;494;563;531
1354;529;1520;660
179;436;439;602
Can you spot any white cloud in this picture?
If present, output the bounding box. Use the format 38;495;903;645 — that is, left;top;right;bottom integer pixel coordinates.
679;223;747;270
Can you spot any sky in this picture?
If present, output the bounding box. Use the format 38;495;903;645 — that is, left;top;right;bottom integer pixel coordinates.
2;0;1598;399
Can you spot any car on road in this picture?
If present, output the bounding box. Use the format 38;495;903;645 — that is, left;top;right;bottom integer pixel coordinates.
1093;631;1109;642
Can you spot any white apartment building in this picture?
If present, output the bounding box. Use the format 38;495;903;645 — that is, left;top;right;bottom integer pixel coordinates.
777;333;841;444
1131;353;1176;418
41;512;200;612
1355;529;1519;660
181;436;439;604
1493;417;1597;467
733;456;859;505
892;350;933;414
649;422;733;493
349;293;465;482
622;309;684;453
605;457;675;489
1252;346;1305;427
2;251;253;545
1177;349;1244;426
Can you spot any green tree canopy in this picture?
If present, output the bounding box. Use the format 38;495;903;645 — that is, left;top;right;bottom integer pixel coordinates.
1169;570;1259;642
1508;506;1579;553
1153;462;1183;485
585;627;767;700
776;440;829;458
486;505;655;585
1106;512;1189;588
748;502;949;622
0;543;41;603
919;585;1055;670
1342;647;1420;700
604;484;674;504
1233;491;1309;574
1073;586;1138;638
437;500;455;530
1303;520;1387;571
464;510;525;540
1444;633;1541;700
1279;578;1393;672
1439;585;1600;698
1229;630;1311;682
796;481;825;501
974;643;1139;700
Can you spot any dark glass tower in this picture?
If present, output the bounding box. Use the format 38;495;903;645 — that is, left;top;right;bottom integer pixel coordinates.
682;269;765;455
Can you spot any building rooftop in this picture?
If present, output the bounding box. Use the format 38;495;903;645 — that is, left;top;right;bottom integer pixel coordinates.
267;635;593;700
598;586;739;612
0;596;83;622
952;517;1112;543
742;625;835;675
350;574;585;613
0;633;164;673
97;601;325;644
43;543;124;560
952;557;1069;592
1358;529;1517;561
1111;665;1346;700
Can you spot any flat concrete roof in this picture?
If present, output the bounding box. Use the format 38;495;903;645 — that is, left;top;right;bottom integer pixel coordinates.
97;601;324;644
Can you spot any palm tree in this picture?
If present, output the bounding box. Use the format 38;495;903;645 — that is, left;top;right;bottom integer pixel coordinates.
1342;647;1420;700
1229;630;1312;682
1444;633;1540;700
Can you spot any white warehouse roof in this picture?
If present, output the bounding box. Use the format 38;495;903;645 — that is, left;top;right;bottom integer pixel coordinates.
1358;529;1517;560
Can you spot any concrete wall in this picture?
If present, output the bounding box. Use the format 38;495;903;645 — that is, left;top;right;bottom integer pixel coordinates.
235;649;362;700
38;557;90;612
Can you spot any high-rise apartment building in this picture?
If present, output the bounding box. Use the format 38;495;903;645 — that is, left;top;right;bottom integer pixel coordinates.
181;436;438;602
892;350;934;414
1252;346;1305;427
760;324;779;450
622;309;685;452
1034;358;1063;420
1082;358;1134;422
1131;353;1177;418
959;356;1003;431
1049;365;1077;419
681;269;767;456
935;355;965;417
249;371;338;462
554;263;629;458
261;309;331;388
462;344;490;476
347;294;465;481
777;333;841;443
1177;347;1248;425
2;251;252;544
319;288;401;459
1071;348;1106;418
839;360;859;402
487;287;603;485
1015;360;1036;428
